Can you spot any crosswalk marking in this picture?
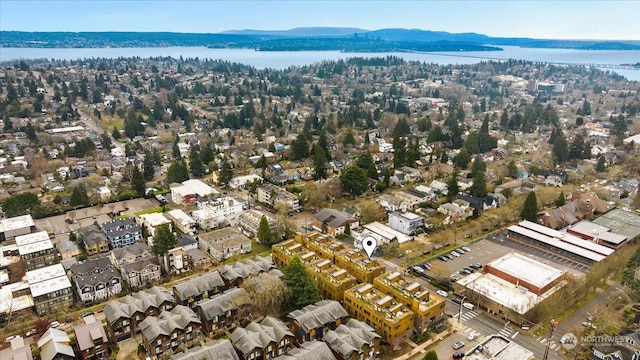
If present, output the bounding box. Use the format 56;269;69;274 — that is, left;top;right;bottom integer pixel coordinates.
382;260;397;269
458;310;479;322
511;332;518;339
498;326;513;338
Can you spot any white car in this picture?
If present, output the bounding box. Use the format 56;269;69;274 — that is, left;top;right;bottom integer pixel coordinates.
462;246;471;252
50;321;60;328
468;331;479;341
436;290;448;298
463;302;475;311
451;251;460;257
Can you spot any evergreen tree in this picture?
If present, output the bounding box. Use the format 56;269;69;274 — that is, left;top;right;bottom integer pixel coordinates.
596;155;606;172
256;215;272;243
555;191;566;207
189;145;204;177
340;166;369;197
200;143;214;166
166;160;189;183
469;171;488;197
131;166;146;196
422;350;439;360
393;117;410;137
507;160;519;178
70;186;90;207
317;130;332;161
151;224;177;256
290;136;309;160
470;155;486;177
453;148;471;169
152;148;162;166
255;154;268;176
68;231;77;243
172;137;182;160
446;169;460;202
143;150;155;181
282;256;321;311
312;146;328;181
552;132;569;164
521;191;538;221
357;151;379;179
342;129;356;148
219;157;233;186
392;136;407;168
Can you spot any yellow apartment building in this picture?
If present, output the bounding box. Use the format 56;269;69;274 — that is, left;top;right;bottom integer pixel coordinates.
297;232;349;263
373;271;446;334
335;249;385;284
272;239;309;268
343;283;414;350
309;258;358;302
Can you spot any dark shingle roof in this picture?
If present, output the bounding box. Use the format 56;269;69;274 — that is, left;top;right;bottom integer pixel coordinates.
287;300;348;333
171;339;240;360
173;271;225;301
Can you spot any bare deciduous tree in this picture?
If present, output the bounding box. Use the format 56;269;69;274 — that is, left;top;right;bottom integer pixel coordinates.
241;272;291;317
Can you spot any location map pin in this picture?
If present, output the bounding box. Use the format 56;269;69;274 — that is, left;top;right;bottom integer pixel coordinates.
362;236;377;260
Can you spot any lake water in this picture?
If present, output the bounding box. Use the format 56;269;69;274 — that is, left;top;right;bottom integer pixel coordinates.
2;46;639;80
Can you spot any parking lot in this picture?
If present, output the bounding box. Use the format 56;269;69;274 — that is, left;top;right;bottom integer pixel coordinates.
423;234;589;280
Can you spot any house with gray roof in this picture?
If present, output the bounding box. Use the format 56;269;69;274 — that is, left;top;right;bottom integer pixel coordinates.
171;339;239;360
0;336;33;360
230;316;295;360
73;314;111;360
287;300;349;343
121;256;161;289
104;286;174;341
272;340;336;360
101;217;142;249
70;257;122;303
139;305;202;359
109;242;153;270
173;271;227;309
56;238;80;260
218;255;274;288
322;319;381;360
79;225;109;256
312;209;359;237
37;328;76;360
196;287;250;334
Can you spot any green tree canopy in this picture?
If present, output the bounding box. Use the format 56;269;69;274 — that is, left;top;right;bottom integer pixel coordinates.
453;148;471;169
282;256;321;312
521;191;538;221
555;191;566;207
189;145;204;177
312;145;328;181
469;171;488;197
507;160;518;178
143;150;155;181
340;166;369;197
131;165;146;196
356;151;378;179
219;157;233;186
257;215;272;243
393;117;410;137
595;155;606;172
167;160;189;183
422;350;439;360
151;224;177;256
70;186;90;207
1;192;40;217
446;169;460;202
470;155;486;177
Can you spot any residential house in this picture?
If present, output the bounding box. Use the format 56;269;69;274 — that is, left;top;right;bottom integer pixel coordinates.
167;247;190;275
177;234;198;251
56;238;80;260
101;218;143;249
238;209;276;239
73;315;111;360
37;328;76;360
198;227;252;262
166;209;197;236
171;339;240;360
26;264;73;316
173;271;227;309
343;283;414;350
1;336;33;360
139;305;203;359
218;255;276;288
376;194;408;213
196;287;250;334
456;193;498;212
110;243;153;270
191;195;247;230
121;257;161;288
323;319;381;360
187;248;211;269
228;174;263;191
79;225;110;256
257;183;301;212
104;286;175;341
171;179;218;205
388;211;424;236
272;341;336;360
429;180;448;195
0;214;36;242
437;202;471;223
16;231;57;271
229;316;296;360
70;257;122;303
396;188;432;208
312;208;359;236
138;213;172;241
286;300;349;343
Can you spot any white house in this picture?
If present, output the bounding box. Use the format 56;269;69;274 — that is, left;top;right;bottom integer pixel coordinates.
166;209;197;236
171;179;218;205
388;211;425;236
228;174;263;190
191;195;247;230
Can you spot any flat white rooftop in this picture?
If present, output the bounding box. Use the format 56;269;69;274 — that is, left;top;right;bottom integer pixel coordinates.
0;281;33;314
15;231;50;246
167;209;195;225
17;238;53;255
392;211;422;220
487;252;564;289
0;214;35;232
364;221;412;244
139;213;171;227
466;335;534;360
26;264;72;297
173;179;218;197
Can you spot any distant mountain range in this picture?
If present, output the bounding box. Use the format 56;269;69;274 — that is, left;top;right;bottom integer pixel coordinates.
2;27;639;51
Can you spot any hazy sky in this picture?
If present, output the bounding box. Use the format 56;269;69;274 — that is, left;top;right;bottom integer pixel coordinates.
1;1;639;40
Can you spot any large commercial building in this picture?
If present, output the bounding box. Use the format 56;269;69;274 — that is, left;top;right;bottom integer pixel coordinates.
593;208;640;246
373;271;446;334
453;252;566;324
566;219;629;250
343;283;414;350
171;179;218;205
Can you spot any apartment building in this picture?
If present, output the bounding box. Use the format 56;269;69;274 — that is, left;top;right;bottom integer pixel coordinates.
171;339;240;360
195;287;250;334
297;232;349;263
191;195;247;230
388;211;424;236
173;271;227;309
286;300;349;343
309;258;358;302
343;283;414;350
74;315;111;360
101;218;143;249
217;255;275;288
121;257;161;288
229;316;296;360
166;209;197;236
138;213;171;239
140;305;203;358
110;243;153;270
104;286;174;341
70;257;122;303
271;240;309;268
257;183;301;212
238;209;275;239
335;249;385;284
79;225;109;256
171;179;218;205
167;247;190;275
198;227;251;262
26;263;73;316
16;231;57;271
0;214;36;242
373;272;446;334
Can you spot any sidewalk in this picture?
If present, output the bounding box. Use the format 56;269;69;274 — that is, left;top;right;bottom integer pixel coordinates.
393;318;461;360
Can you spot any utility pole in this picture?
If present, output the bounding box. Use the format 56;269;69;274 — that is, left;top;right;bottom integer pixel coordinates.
542;319;557;360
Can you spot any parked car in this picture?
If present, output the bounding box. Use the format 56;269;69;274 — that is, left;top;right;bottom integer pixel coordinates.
452;297;463;304
5;335;20;342
452;341;465;350
462;246;471;252
83;311;94;317
453;351;465;359
423;262;432;268
412;266;425;276
436;290;448;298
50;321;60;328
445;253;455;260
463;302;475;311
444;242;451;247
471;263;482;269
450;275;460;282
582;322;597;329
468;331;479;341
438;256;448;262
451;251;460;258
422;249;431;255
465;233;472;238
460;269;471;275
521;323;530;330
25;329;36;337
434;244;443;250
